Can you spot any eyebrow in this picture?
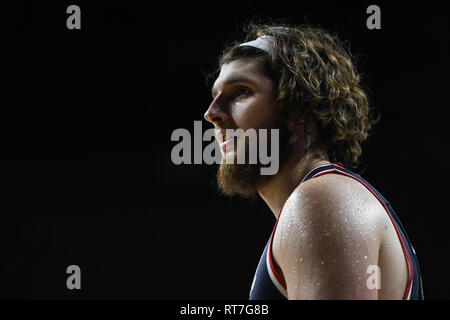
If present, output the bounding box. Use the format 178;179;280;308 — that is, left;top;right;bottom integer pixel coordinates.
211;75;257;98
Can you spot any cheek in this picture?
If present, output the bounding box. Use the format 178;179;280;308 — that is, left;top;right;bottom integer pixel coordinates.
231;96;279;130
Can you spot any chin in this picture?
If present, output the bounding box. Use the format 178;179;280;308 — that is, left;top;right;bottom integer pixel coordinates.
217;162;261;198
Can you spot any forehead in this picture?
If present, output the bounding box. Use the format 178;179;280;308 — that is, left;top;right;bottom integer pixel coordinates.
218;58;261;78
212;58;270;93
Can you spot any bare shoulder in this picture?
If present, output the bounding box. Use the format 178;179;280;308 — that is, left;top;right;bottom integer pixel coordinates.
272;173;407;299
272;173;385;298
274;173;389;265
280;173;387;231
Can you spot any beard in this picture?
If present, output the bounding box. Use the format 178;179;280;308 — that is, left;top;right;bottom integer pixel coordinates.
217;121;292;199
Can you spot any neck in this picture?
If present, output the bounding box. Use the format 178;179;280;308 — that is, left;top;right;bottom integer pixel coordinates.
257;151;330;218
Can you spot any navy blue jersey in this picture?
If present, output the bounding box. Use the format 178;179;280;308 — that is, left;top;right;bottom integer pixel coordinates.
249;164;424;300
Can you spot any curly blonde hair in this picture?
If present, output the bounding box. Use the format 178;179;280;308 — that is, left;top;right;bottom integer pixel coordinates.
216;23;378;168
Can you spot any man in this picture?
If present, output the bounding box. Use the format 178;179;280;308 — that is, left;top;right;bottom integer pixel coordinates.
204;23;423;300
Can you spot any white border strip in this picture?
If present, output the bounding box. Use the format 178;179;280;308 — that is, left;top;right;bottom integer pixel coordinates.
265;244;288;299
406;277;413;300
300;164;335;184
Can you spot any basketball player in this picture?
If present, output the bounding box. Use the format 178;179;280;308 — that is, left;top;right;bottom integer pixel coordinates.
204;23;424;299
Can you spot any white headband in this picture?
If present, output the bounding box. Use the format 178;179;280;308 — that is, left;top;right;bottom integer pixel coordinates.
238;35;273;53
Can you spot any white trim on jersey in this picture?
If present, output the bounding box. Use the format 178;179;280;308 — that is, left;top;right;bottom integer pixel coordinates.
265;245;288;299
406;278;413;300
300;164;336;184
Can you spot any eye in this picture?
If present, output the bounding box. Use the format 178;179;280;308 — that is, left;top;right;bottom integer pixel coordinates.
236;87;252;97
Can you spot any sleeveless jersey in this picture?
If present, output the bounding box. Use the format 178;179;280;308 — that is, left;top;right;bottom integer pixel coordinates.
249;164;424;300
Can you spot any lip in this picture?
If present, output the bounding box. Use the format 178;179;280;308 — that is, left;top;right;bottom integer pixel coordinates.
216;129;228;145
220;138;235;152
216;129;235;152
216;129;225;145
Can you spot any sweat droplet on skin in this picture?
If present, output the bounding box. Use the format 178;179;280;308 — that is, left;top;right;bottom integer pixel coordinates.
278;180;382;287
291;264;298;279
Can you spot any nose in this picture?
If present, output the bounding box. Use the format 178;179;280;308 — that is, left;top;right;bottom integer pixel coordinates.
204;94;229;125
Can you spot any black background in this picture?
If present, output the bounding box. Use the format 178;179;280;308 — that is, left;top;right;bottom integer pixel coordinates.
1;1;449;299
